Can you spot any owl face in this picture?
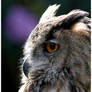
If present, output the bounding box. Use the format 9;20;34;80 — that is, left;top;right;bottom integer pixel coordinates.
23;24;70;78
23;21;90;81
21;4;90;92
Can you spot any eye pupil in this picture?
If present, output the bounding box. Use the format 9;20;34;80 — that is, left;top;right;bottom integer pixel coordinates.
49;42;56;50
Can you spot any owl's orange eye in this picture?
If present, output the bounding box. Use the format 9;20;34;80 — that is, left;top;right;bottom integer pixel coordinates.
46;43;58;53
44;40;59;54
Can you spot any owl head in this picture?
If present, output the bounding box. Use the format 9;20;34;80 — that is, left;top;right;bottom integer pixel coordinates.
20;4;90;92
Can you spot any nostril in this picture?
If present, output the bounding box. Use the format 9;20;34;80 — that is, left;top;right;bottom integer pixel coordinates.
23;60;30;77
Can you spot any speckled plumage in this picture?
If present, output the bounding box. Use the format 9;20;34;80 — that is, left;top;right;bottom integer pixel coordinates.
19;4;91;92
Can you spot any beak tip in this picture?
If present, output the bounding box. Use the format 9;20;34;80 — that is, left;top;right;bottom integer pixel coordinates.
23;60;29;77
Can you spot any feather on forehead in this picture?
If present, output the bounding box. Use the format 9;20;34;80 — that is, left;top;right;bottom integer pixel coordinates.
28;4;89;42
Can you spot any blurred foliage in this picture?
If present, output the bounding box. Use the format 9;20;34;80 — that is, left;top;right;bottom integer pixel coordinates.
2;0;90;92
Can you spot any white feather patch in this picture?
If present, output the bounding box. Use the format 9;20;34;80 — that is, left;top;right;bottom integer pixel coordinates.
71;22;89;36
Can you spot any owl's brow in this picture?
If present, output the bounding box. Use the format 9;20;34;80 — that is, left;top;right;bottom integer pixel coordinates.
56;29;62;39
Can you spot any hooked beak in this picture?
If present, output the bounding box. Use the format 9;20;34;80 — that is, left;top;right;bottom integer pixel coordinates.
23;60;30;77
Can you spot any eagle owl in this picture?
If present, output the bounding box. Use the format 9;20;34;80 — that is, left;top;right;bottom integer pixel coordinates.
19;4;91;92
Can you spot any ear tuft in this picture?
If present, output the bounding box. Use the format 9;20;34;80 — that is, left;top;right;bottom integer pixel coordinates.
58;9;89;28
39;4;60;23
